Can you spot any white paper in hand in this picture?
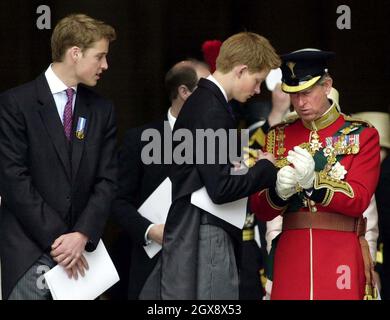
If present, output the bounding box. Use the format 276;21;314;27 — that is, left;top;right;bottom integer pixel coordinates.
44;240;119;300
138;177;172;258
191;187;247;229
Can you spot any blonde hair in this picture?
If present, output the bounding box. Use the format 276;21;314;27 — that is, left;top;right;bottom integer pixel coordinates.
216;32;280;74
51;14;116;62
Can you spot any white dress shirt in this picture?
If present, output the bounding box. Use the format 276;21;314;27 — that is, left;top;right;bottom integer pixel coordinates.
167;107;177;130
207;74;228;102
44;65;77;124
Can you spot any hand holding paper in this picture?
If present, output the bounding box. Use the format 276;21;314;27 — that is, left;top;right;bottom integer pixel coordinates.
44;240;119;300
50;231;89;280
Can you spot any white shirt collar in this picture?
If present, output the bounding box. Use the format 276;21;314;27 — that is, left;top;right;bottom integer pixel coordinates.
167;107;176;130
207;75;228;102
44;64;77;94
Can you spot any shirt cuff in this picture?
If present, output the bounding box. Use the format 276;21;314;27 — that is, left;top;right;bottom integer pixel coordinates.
144;224;155;245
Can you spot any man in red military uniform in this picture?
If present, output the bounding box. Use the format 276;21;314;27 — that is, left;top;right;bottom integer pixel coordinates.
250;49;380;300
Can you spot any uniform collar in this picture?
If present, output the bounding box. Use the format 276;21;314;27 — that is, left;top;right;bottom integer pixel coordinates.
302;100;340;131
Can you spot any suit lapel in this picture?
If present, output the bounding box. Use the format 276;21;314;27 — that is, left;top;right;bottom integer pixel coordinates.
71;86;91;184
36;74;72;181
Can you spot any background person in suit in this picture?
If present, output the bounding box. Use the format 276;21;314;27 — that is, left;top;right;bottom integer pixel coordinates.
0;14;117;300
111;59;209;299
160;32;280;300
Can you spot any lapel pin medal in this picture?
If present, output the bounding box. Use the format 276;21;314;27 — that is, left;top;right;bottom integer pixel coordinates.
76;117;87;140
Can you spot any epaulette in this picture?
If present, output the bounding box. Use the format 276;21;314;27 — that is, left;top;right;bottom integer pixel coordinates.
343;114;373;128
268;113;300;131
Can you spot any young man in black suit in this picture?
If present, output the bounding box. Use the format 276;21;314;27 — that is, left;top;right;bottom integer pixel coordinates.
112;60;210;299
0;14;117;300
160;32;281;299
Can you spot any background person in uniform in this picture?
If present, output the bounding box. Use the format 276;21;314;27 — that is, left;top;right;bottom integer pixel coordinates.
353;111;390;299
111;59;209;299
159;32;280;300
250;48;380;299
376;133;390;299
0;14;117;300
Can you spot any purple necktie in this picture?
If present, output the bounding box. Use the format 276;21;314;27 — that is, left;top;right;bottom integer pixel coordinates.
63;88;74;141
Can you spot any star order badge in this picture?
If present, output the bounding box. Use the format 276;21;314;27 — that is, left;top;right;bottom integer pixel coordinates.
75;117;87;140
329;161;348;180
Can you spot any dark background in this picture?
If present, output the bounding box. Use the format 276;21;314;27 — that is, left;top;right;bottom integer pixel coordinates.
1;0;389;141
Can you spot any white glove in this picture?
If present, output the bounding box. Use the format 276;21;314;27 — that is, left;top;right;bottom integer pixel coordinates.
276;166;298;200
287;146;315;190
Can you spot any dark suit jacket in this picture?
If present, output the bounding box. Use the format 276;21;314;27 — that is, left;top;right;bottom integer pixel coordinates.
161;78;277;299
112;119;170;299
0;73;117;299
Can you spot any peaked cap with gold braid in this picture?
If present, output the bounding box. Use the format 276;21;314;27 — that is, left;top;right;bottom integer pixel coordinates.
281;48;335;93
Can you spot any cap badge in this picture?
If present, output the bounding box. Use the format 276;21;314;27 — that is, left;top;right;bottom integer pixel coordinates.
286;61;296;79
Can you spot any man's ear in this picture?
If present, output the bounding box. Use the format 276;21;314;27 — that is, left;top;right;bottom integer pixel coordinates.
324;77;333;95
68;46;82;62
178;85;192;100
234;64;248;79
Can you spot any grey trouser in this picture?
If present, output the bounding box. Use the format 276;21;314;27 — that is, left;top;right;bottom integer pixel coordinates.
196;223;239;300
139;222;239;300
8;253;55;300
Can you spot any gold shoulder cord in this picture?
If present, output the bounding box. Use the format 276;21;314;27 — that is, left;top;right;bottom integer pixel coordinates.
266;128;276;154
274;125;290;168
